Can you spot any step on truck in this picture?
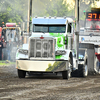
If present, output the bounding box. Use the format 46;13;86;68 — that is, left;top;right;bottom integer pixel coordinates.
16;17;88;79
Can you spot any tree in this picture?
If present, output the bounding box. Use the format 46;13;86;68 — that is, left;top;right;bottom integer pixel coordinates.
0;0;28;26
32;0;50;17
72;0;97;27
46;0;70;17
32;0;74;17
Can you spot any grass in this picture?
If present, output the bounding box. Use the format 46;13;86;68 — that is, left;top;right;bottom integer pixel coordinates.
0;60;15;66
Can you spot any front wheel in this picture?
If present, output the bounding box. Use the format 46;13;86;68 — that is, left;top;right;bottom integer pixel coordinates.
62;70;70;80
62;56;72;79
17;69;26;78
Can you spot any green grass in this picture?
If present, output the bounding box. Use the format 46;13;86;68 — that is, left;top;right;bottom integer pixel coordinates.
0;60;15;66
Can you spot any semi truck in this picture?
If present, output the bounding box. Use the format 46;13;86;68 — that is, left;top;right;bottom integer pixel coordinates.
16;17;88;79
1;23;22;61
79;8;100;74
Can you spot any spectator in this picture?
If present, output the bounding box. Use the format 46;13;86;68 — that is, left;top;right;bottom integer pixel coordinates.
90;21;100;30
0;39;3;60
2;22;5;28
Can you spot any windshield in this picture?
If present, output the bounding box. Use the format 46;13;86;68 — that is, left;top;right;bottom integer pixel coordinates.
33;25;66;33
79;50;85;60
85;20;100;30
5;29;20;42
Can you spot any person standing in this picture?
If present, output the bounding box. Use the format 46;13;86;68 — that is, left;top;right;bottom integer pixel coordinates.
0;39;3;60
90;21;100;30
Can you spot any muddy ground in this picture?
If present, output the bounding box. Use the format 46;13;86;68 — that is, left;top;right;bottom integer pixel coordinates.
0;64;100;100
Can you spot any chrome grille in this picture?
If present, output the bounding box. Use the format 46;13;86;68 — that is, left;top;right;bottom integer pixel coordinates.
29;38;54;58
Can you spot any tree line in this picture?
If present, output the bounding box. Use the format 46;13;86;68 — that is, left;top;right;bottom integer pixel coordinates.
0;0;96;27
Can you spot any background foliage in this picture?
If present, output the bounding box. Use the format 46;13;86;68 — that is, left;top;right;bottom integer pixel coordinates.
0;0;97;27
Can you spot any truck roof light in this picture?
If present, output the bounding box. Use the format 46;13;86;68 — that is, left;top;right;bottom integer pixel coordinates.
6;23;16;27
49;16;51;19
64;16;66;19
54;16;56;19
35;16;37;18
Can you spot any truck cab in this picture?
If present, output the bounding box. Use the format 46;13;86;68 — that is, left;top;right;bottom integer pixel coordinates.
16;17;75;79
2;23;22;61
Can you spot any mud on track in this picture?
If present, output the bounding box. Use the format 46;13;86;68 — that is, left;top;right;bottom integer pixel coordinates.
0;65;100;100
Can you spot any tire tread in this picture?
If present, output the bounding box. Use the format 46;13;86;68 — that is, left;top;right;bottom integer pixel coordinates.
18;69;26;78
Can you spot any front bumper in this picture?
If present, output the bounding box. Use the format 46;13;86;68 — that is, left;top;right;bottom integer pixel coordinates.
16;60;68;72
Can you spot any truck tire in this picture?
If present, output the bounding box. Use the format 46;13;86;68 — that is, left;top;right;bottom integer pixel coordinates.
95;57;100;73
17;69;26;78
62;70;69;79
71;70;78;77
78;64;88;77
62;58;71;79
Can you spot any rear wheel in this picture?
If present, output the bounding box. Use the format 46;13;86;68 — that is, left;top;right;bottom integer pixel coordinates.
17;69;26;78
78;64;88;77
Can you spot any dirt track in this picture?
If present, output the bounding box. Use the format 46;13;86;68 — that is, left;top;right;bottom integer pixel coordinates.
0;65;100;100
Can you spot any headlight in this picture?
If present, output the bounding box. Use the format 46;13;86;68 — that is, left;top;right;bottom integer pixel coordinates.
55;50;66;55
19;49;28;55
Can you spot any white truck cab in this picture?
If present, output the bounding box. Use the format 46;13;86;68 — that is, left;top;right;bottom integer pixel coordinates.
16;17;88;79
